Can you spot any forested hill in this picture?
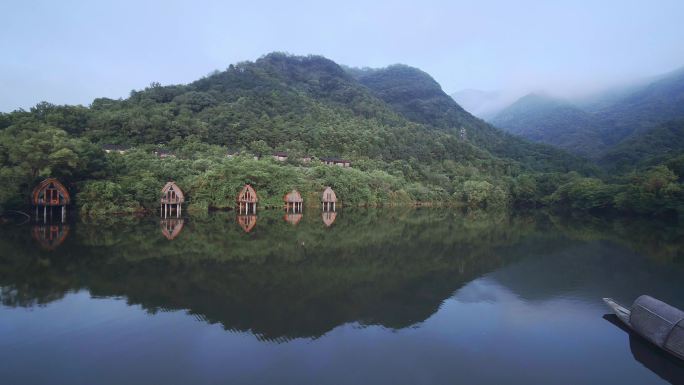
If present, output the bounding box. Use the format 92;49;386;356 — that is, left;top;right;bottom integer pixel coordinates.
1;53;680;217
350;65;585;171
600;120;684;173
90;55;472;161
488;65;684;159
491;93;605;158
56;52;587;172
595;66;684;145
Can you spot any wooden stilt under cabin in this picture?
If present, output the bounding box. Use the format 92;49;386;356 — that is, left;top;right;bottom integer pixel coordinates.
321;186;337;212
160;182;185;218
237;184;258;214
32;178;70;223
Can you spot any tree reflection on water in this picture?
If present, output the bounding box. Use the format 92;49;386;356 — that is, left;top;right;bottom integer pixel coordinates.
0;209;682;343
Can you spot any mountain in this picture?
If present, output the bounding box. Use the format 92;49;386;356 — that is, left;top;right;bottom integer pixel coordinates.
74;54;590;174
0;52;598;215
88;54;474;164
450;89;510;119
78;54;584;173
489;66;684;160
573;79;654;113
350;65;588;172
594;66;684;145
600;119;684;173
491;93;606;158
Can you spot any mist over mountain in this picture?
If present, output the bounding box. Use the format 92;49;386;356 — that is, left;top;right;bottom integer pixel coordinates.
491;93;605;158
600;120;684;173
347;65;590;171
572;77;656;114
594;66;684;145
488;66;684;163
449;89;511;119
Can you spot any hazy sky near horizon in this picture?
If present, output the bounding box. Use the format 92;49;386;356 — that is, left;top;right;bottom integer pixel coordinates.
1;0;683;112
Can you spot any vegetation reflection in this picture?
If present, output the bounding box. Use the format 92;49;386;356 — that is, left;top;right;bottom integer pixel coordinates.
0;209;681;341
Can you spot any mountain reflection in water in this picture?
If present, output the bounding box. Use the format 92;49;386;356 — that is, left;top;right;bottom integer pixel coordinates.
0;208;683;384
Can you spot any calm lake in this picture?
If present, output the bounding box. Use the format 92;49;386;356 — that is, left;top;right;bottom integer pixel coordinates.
1;208;683;385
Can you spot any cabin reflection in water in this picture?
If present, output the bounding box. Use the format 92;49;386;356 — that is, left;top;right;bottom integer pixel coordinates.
160;218;185;240
284;212;303;225
237;214;257;233
31;224;70;250
322;211;337;227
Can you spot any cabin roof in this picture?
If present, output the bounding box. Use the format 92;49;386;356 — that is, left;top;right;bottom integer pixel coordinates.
273;151;289;157
320;157;350;163
31;178;71;205
155;149;175;156
283;189;303;202
161;181;185;202
321;186;337;202
237;184;258;202
102;144;129;151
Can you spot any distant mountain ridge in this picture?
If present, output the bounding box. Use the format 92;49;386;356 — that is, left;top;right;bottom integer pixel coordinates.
348;65;587;172
491;93;605;158
594;66;684;145
489;66;684;162
599;120;684;172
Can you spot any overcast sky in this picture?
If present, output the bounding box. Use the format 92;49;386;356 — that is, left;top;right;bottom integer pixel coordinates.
1;0;683;112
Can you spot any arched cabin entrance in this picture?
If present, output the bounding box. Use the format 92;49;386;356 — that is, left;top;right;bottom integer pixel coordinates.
283;189;303;213
321;187;337;212
237;184;258;214
32;178;70;223
161;182;184;218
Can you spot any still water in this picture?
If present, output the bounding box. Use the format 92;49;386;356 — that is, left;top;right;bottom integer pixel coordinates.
0;209;683;385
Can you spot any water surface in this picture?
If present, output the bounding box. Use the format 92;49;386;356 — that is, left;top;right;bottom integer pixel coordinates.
1;209;683;384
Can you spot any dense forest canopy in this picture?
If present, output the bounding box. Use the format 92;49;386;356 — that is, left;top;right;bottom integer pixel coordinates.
600;120;684;173
0;53;681;217
491;93;606;158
